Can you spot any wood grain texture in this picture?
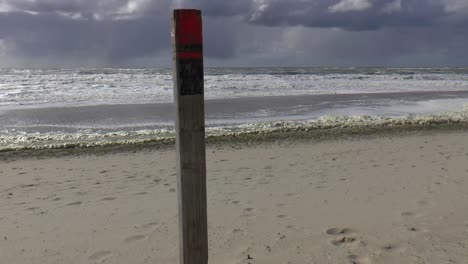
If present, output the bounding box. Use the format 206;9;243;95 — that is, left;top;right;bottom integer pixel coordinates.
172;9;208;264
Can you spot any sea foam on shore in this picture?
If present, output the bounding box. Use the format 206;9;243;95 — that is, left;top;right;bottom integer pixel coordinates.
1;105;468;152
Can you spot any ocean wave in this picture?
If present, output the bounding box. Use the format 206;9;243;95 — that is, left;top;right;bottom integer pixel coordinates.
2;68;468;109
1;106;468;152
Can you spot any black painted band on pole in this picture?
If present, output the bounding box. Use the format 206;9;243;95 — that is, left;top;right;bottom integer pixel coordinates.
172;9;208;264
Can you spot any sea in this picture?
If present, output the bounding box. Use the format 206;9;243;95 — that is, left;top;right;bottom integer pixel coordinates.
1;67;468;151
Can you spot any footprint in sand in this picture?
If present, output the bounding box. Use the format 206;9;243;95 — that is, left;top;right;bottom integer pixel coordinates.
124;235;147;243
244;208;254;213
330;236;357;246
326;228;358;246
21;183;38;188
347;254;371;264
88;250;112;262
326;228;356;235
101;197;116;201
66;201;82;206
400;211;416;217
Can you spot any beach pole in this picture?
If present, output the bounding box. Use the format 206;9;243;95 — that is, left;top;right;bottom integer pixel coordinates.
171;9;208;264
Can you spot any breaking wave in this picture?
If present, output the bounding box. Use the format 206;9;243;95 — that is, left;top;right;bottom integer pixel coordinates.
2;105;468;152
2;67;468;110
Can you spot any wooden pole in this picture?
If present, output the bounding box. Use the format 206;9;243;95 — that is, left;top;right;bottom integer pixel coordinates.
171;9;208;264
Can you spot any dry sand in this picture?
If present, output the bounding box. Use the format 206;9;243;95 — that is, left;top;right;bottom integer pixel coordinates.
1;130;468;263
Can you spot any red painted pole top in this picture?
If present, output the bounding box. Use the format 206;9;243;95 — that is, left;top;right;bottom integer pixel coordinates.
173;9;202;46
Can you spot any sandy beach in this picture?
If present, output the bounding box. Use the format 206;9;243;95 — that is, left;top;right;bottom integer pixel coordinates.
1;129;468;264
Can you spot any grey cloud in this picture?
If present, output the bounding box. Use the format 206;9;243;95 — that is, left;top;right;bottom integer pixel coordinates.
329;0;373;13
248;0;456;30
0;0;249;66
3;0;467;29
179;0;253;16
0;11;171;66
0;8;245;67
1;0;253;19
0;0;468;67
0;0;171;19
1;0;122;18
226;25;468;67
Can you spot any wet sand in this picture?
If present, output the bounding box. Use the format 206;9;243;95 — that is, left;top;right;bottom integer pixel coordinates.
1;130;468;263
3;90;468;134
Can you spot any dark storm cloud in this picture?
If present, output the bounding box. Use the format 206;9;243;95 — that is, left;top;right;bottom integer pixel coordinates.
0;11;170;66
0;0;243;66
0;0;468;67
248;0;463;30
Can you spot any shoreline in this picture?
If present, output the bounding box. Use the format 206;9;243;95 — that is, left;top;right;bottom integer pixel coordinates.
2;122;468;160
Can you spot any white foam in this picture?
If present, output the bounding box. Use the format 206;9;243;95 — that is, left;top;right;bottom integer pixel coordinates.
2;105;468;152
2;68;468;110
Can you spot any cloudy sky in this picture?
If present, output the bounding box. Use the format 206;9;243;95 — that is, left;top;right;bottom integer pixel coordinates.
0;0;467;68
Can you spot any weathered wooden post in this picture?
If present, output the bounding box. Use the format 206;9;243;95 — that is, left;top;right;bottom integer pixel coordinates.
171;9;208;264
